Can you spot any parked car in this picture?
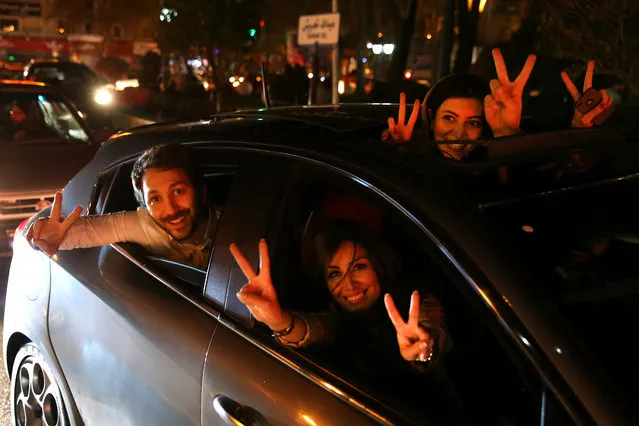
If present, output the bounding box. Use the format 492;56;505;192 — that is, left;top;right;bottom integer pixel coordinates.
0;80;102;256
4;105;638;425
23;59;117;133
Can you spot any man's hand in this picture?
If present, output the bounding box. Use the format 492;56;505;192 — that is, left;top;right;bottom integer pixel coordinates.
26;192;83;257
485;49;536;138
230;239;290;331
384;92;420;143
384;291;434;362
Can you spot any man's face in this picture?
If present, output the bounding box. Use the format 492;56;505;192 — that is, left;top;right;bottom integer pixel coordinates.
142;168;199;241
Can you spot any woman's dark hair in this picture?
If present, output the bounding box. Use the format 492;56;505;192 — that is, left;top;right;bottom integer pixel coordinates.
131;143;202;206
421;73;492;140
312;219;398;295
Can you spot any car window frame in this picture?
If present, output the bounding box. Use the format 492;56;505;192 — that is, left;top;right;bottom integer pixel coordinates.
87;146;241;295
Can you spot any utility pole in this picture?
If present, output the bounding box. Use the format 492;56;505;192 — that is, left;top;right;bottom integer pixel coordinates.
332;0;339;104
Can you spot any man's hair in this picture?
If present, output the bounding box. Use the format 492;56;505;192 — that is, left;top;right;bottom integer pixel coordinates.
131;144;201;206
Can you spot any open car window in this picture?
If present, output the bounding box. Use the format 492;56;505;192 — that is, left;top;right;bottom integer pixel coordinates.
96;155;237;288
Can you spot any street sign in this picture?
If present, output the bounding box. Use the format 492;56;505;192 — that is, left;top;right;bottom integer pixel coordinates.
297;13;340;46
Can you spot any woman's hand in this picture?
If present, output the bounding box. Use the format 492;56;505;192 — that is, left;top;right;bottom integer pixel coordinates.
561;60;614;128
384;291;434;362
485;48;536;138
383;92;420;143
230;239;291;331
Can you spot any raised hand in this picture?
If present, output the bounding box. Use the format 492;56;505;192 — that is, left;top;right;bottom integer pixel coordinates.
561;60;614;128
26;191;82;257
384;291;433;362
384;92;421;143
485;48;536;137
230;239;290;331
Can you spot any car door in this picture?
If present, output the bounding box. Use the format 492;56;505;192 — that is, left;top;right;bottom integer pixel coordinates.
201;150;414;426
47;151;240;425
202;150;582;426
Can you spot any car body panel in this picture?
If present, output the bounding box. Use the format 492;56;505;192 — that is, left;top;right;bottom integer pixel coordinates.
48;244;218;425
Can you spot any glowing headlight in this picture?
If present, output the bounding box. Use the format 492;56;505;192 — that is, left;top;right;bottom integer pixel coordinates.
94;88;113;105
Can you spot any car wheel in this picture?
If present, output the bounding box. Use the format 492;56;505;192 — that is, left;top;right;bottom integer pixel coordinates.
10;343;69;426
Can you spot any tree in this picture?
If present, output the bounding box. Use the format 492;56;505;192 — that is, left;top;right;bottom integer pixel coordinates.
452;0;481;73
535;0;639;92
386;0;419;84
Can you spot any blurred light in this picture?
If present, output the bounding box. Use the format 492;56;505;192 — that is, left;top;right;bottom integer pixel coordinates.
383;43;395;55
202;58;209;67
77;111;84;118
426;33;432;40
94;88;113;105
361;58;367;63
160;15;165;21
366;42;373;49
256;76;262;82
232;81;240;88
338;80;345;94
377;32;382;38
229;76;236;83
8;55;15;61
320;76;325;82
161;8;169;14
215;49;220;54
115;79;139;91
529;89;541;97
468;0;488;13
58;27;65;34
520;336;531;347
556;347;563;354
37;95;45;102
249;28;256;37
239;76;245;83
301;414;318;426
260;19;265;27
203;81;210;90
522;225;534;233
372;44;383;55
404;70;412;79
307;72;313;79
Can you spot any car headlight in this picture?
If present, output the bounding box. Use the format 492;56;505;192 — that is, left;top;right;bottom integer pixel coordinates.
94;87;114;105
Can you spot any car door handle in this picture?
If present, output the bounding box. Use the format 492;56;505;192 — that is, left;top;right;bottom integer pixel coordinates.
213;395;268;426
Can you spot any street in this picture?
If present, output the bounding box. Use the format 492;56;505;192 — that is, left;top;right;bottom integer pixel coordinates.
0;259;11;424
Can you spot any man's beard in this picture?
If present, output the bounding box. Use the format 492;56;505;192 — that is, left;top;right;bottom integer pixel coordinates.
155;207;199;242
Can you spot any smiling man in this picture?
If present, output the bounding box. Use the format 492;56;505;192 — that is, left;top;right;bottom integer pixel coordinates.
27;144;216;268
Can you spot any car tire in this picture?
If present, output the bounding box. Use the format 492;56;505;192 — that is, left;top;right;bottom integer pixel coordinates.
10;343;69;426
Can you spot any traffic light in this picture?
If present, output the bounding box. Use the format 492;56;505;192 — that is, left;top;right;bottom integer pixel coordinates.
249;28;256;37
259;19;265;27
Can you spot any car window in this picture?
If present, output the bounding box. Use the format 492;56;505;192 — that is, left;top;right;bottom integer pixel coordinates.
0;91;89;143
95;153;237;287
223;156;560;425
481;169;639;405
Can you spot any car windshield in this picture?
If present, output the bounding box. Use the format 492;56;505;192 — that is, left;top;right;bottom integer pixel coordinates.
474;147;639;402
0;91;90;144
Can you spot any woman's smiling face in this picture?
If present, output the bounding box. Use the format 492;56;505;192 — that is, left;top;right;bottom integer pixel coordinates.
325;241;381;312
432;97;484;160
